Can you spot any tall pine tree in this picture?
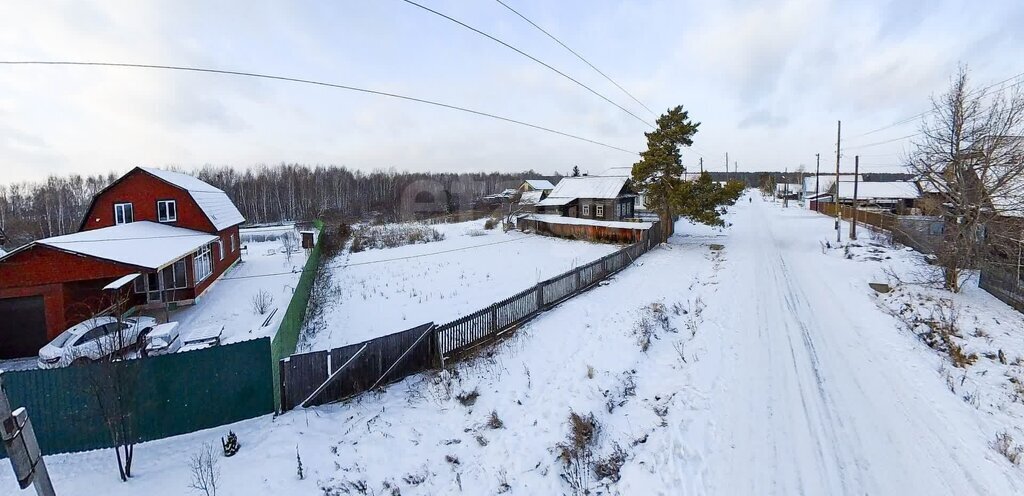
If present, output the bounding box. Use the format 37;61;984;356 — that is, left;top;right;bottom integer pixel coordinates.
632;106;737;238
632;106;700;238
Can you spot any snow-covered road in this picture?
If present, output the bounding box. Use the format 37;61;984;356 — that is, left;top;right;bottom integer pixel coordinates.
698;195;1023;495
6;194;1023;496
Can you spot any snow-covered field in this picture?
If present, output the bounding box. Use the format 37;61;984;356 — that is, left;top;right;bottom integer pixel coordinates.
7;195;1024;495
299;219;619;351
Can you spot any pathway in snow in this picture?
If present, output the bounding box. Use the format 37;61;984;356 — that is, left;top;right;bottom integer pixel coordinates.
698;195;1024;495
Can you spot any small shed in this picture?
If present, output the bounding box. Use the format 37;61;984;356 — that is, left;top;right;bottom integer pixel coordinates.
300;230;317;250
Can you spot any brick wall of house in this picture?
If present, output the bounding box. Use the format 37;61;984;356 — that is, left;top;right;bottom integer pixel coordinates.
81;169;216;233
0;245;140;339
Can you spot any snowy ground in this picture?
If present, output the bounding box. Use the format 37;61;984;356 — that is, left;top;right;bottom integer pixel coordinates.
167;233;309;345
6;195;1024;495
299;218;619;351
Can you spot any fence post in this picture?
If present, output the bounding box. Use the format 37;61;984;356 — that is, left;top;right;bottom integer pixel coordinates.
536;283;545;309
490;303;498;331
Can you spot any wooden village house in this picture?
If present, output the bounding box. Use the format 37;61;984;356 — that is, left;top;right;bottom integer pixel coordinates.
0;167;245;359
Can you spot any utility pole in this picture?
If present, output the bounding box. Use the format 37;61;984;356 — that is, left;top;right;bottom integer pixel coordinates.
834;120;842;244
814;153;820;211
1;371;56;496
699;157;703;174
783;167;789;208
850;155;860;240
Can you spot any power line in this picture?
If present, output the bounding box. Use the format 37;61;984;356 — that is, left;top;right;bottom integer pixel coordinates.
399;0;654;129
0;60;639;155
493;0;656;116
850;70;1024;139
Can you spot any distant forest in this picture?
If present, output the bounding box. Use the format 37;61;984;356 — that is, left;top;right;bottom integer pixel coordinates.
0;164;912;250
0;164;549;249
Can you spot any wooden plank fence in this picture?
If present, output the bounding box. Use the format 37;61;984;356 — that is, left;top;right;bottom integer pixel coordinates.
278;221;663;412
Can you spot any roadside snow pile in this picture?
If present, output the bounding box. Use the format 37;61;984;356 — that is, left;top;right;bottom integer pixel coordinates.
838;239;1024;466
299;218;619;351
350;222;444;252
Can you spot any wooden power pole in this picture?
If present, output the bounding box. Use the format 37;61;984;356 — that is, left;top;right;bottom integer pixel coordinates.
814;153;820;210
850;155;860;240
834;120;842;244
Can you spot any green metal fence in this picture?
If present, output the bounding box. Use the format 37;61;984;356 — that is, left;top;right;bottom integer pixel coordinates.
1;338;273;456
271;226;324;410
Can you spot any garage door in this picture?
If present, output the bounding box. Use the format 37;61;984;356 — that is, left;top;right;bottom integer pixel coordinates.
0;296;48;359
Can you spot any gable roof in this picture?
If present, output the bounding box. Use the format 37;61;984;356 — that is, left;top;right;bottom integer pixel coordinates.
1;221;216;270
522;179;555;190
803;174;862;195
547;176;630;201
836;181;920;201
139;167;245;230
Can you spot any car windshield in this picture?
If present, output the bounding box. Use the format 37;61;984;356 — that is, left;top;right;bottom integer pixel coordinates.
47;329;77;348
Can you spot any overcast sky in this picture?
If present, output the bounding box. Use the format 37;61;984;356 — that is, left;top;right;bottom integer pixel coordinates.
2;0;1023;184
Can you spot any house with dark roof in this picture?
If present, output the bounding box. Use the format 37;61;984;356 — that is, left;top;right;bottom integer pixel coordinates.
0;167;245;359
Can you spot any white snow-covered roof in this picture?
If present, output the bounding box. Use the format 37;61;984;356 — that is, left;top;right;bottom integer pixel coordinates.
547;176;629;200
803;174;862;195
518;190;544;205
0;247;6;256
103;273;140;291
775;183;800;193
535;196;576;207
523;214;653;230
36;221;217;270
599;166;633;177
837;181;920;201
522;179;555;190
140;167;245;230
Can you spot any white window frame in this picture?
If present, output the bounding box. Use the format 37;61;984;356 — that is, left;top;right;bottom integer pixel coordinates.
216;239;225;261
193;244;214;284
581;204;590;216
596;204;604;217
114;203;134;225
230;234;237;252
156;200;177;222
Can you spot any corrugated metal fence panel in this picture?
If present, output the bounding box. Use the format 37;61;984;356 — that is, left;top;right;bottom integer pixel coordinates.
2;338;273;457
980;268;1024;312
271;230;324;409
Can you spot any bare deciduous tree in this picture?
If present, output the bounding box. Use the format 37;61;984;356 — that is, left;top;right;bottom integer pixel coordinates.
907;67;1024;291
69;290;145;482
189;442;221;496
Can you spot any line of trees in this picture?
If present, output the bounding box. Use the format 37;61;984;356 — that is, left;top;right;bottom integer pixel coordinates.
0;165;545;249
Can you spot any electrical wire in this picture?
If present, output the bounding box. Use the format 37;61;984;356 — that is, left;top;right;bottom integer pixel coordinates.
0;60;639;155
849;71;1024;139
399;0;654;129
493;0;656;116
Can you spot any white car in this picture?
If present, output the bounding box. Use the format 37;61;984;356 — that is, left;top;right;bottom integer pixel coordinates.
37;316;158;369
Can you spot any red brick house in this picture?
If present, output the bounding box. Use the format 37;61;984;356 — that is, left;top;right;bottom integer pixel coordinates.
0;167;245;359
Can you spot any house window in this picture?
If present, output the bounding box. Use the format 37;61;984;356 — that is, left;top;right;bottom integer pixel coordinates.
230;234;237;252
217;239;225;261
161;259;188;290
157;200;177;222
114;203;134;225
193;244;214;284
596;205;604;218
582;204;590;216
